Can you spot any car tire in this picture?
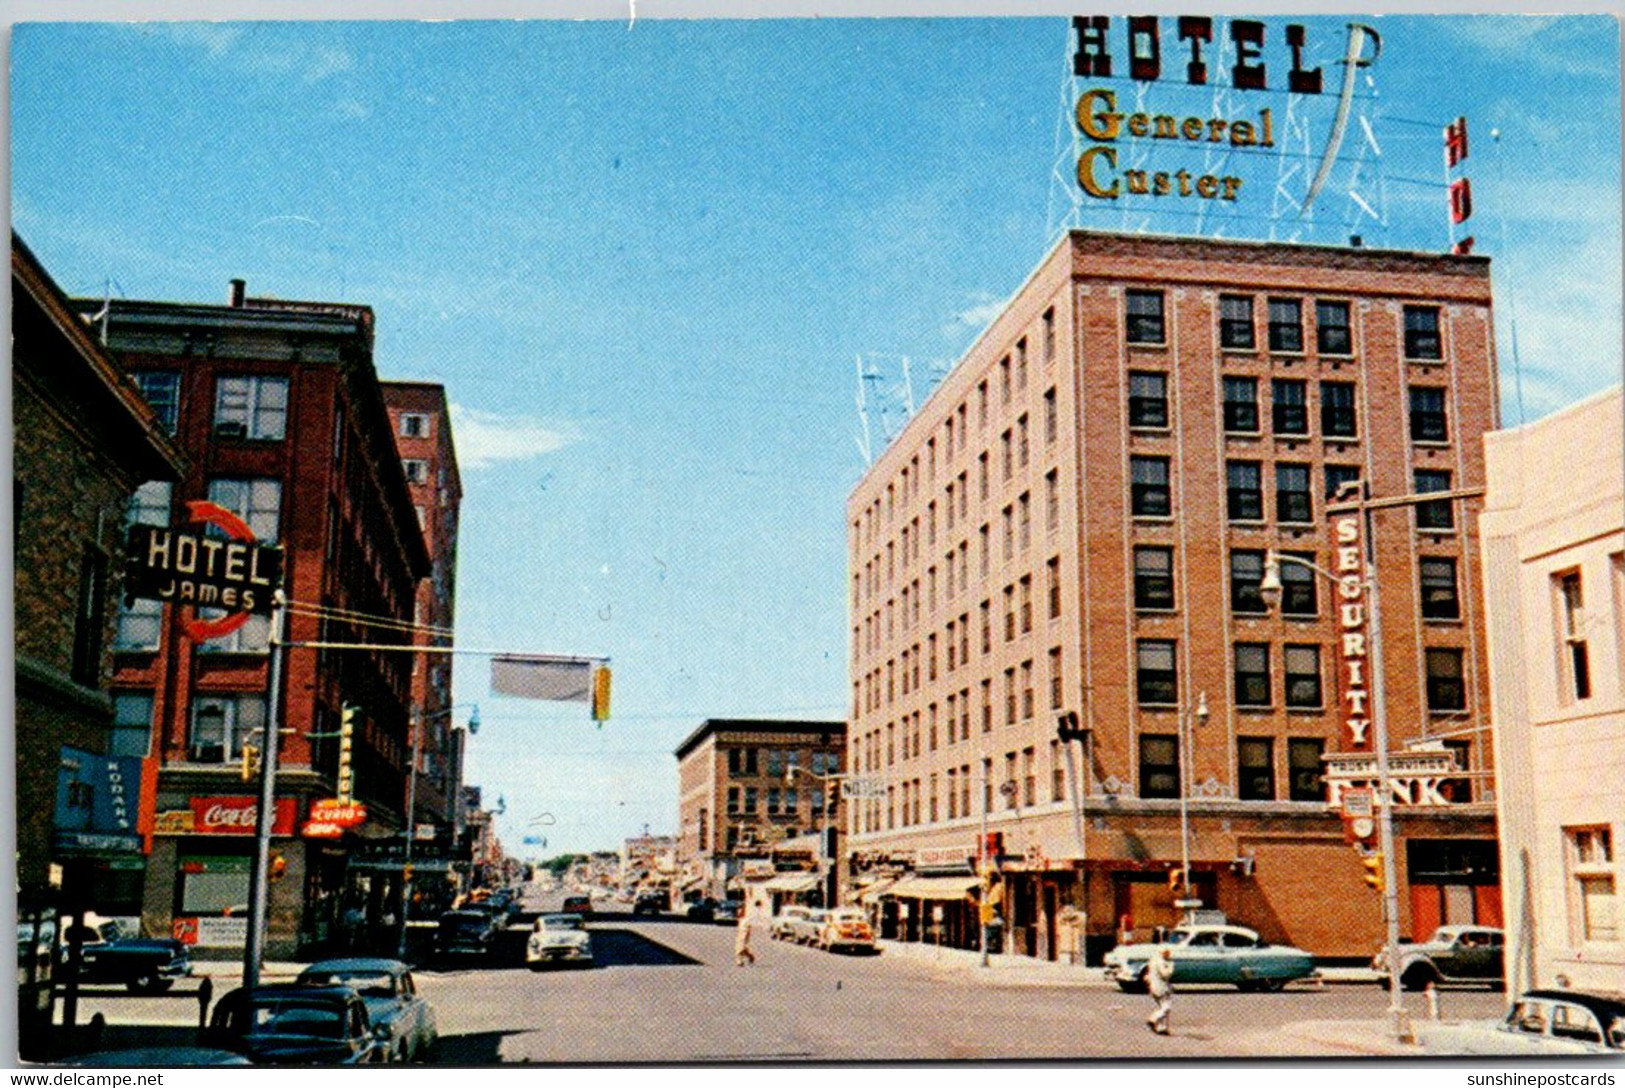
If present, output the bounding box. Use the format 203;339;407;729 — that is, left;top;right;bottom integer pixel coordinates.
1259;978;1287;993
1400;964;1438;992
1116;980;1148;995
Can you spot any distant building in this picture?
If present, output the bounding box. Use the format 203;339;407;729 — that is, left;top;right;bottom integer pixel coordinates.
381;382;465;841
86;279;430;957
1482;386;1624;993
674;719;846;903
620;833;677;889
848;231;1501;961
12;234;185;1044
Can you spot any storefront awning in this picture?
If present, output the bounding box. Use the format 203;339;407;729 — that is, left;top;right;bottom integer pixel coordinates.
762;872;820;893
856;876;899;904
887;874;979;900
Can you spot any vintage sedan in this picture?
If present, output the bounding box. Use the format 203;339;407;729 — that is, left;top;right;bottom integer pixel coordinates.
295;958;438;1062
1420;989;1625;1056
815;908;876;953
527;913;595;969
60;915;192;995
205;985;392;1065
436;909;501;960
1103;924;1317;993
771;905;813;941
1374;925;1504;991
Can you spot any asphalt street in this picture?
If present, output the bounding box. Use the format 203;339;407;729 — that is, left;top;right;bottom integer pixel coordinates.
57;883;1507;1062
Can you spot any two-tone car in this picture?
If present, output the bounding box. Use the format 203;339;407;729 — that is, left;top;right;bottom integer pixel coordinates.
295;958;438;1063
1420;989;1625;1056
1374;925;1504;991
771;905;813;941
1103;924;1317;993
206;985;393;1064
526;913;595;969
815;908;876;953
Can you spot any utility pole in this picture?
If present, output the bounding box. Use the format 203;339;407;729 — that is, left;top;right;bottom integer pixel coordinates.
242;591;287;989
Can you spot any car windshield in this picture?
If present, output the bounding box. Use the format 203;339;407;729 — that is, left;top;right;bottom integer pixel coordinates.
305;972;395;998
829;910;866;923
242;1000;345;1038
540;916;584;931
444;915;488;932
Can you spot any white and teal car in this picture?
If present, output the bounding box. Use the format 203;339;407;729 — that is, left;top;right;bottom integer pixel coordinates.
1102;924;1317;993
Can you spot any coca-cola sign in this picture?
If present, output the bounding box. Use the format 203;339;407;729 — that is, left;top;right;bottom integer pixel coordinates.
188;797;297;835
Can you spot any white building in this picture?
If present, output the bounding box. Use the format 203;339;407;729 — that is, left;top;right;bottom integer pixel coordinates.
1481;385;1624;994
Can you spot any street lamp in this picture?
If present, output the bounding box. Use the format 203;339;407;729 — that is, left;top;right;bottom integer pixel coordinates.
399;703;479;959
783;764;847;909
1177;691;1210;921
1260;545;1409;1042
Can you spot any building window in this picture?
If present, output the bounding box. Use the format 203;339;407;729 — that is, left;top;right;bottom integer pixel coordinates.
1284;645;1323;708
1415;470;1454;530
400;413;429;438
1557;571;1592;701
1288;739;1325;801
1268;298;1304;353
1233;643;1271;707
1410;387;1449;443
1049;647;1064;709
1219;294;1255;350
1129;371;1169;428
1279;553;1317;616
745;748;758;774
1325;464;1362;502
214;374;288;440
1227;461;1263;521
1134;546;1174;610
1566;827;1618;942
110;692;154;758
744;786;758;813
1316;300;1352;355
728;749;741;775
1442;739;1473;803
1047;557;1062;619
1404;305;1443;360
1230;550;1266;614
1136;640;1177;706
1139;735;1180;799
1238;738;1274;801
115;596;163;651
1044;470;1060;531
189;694;267;763
1277;463;1313;523
1321;381;1357;438
999;357;1011;405
133;371;182;434
404;459;429;484
1043;308;1056;361
1131;457;1171;517
1425;648;1466;711
1223;376;1259;433
1272;379;1308;435
727;787;740;814
1126;290;1165;344
1420;558;1461;620
1044;387;1058;444
207;478;282;542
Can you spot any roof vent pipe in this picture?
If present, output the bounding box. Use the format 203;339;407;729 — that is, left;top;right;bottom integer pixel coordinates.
229;279;246;307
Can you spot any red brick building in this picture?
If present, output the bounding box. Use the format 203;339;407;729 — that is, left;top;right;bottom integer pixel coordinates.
847;231;1499;961
87;280;431;957
380;383;465;875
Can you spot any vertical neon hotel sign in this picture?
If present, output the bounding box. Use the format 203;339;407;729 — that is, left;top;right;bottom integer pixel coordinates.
1070;17;1380;210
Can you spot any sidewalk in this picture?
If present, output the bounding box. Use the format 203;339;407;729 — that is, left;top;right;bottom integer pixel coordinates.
874;938;1383;988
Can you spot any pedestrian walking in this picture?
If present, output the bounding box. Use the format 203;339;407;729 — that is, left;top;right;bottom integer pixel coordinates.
1145;946;1175;1035
734;913;757;967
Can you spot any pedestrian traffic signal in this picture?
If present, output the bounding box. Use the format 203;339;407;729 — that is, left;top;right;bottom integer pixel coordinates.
241;744;261;782
1362;852;1384;893
268;853;287;882
591;666;612;722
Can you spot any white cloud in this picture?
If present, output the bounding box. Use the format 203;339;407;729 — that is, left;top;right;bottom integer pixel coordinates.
333;98;371;121
953;294;1007;330
448;404;576;470
156;24;352;85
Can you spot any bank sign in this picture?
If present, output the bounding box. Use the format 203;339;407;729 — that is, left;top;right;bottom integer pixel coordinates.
1071;16;1380;212
124;500;282;641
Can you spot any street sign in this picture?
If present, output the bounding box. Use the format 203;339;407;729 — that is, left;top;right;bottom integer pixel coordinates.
841;776;887;800
1340;787;1374;819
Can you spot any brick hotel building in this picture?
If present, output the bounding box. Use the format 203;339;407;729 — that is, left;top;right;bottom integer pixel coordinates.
846;231;1500;960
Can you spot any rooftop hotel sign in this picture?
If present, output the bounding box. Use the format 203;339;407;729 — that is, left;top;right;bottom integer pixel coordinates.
1070;17;1381;210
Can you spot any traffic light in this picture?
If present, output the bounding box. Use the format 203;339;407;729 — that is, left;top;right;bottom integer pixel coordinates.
1362;852;1384;893
1168;868;1184;891
591;666;612;722
1056;711;1084;743
338;704;357;803
240;744;261;782
268;853;288;882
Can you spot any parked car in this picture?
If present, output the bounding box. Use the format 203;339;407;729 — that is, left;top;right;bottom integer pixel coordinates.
206;985;392;1064
59;915;192;994
632;891;667;916
771;905;814;942
1420;989;1625;1056
527;913;595;969
295;958;438;1063
435;909;501;960
816;908;876;953
1103;924;1317;993
684;898;717;923
1375;925;1504;991
712;900;743;925
787;908;830;946
559;894;594;919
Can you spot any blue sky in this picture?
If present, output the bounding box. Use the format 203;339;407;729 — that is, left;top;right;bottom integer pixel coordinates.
11;14;1620;856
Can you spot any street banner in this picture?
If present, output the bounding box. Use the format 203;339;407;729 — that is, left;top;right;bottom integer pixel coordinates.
491;655;593;701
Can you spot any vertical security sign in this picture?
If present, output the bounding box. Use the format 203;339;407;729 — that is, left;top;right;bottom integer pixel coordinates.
125;500;283;641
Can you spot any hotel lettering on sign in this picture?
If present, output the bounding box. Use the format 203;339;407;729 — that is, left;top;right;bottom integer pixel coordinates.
1334;509;1372;748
